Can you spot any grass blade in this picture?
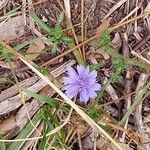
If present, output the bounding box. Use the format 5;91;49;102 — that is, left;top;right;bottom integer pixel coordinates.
0;135;5;150
29;11;52;34
8;111;43;150
118;81;150;125
14;39;34;51
24;89;58;107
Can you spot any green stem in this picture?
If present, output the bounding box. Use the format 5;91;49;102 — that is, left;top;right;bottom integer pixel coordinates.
118;81;150;125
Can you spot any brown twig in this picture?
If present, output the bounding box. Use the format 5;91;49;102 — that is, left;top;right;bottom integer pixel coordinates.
133;33;150;51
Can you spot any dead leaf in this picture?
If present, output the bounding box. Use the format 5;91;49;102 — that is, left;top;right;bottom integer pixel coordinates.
111;143;133;150
112;32;122;49
0;16;25;42
0;116;16;135
26;38;45;61
96;137;112;150
86;49;110;64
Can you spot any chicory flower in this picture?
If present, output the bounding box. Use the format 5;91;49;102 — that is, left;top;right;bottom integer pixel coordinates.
63;65;101;103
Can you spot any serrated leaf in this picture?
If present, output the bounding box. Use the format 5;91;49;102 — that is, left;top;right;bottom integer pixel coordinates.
53;25;62;40
89;64;103;71
51;42;58;55
62;36;74;43
36;66;49;76
112;56;125;73
100;29;111;47
86;105;103;119
30;11;52;34
47;36;55;43
111;73;122;83
14;39;34;51
57;12;64;25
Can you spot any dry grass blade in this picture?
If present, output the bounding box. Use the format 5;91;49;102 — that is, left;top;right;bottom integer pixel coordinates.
81;0;85;59
119;5;140;23
63;0;71;19
131;51;150;65
102;0;128;22
58;0;84;64
0;60;75;116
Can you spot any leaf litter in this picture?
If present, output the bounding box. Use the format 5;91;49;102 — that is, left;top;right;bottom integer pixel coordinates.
0;0;150;150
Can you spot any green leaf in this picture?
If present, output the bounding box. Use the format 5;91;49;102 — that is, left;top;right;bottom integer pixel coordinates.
62;36;74;44
0;142;5;150
47;36;55;43
30;11;52;34
111;73;122;83
86;105;103;119
36;66;49;76
24;89;58;107
100;29;111;48
89;64;103;71
57;12;64;25
90;30;150;71
53;25;62;40
8;111;42;150
14;39;34;51
0;135;5;150
0;47;13;60
60;106;69;113
112;56;125;73
51;42;58;55
118;81;150;125
99;123;109;132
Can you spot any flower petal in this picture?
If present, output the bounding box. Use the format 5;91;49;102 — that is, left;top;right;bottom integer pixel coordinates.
62;76;78;85
93;83;101;91
88;70;97;79
86;78;96;85
77;65;90;77
63;84;72;90
77;65;85;75
88;90;97;99
84;67;90;76
65;85;79;99
66;66;78;79
79;89;89;103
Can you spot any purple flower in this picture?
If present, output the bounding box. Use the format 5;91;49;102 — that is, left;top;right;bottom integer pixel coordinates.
62;65;101;103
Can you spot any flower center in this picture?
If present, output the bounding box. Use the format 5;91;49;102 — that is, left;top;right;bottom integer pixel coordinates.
78;77;87;90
